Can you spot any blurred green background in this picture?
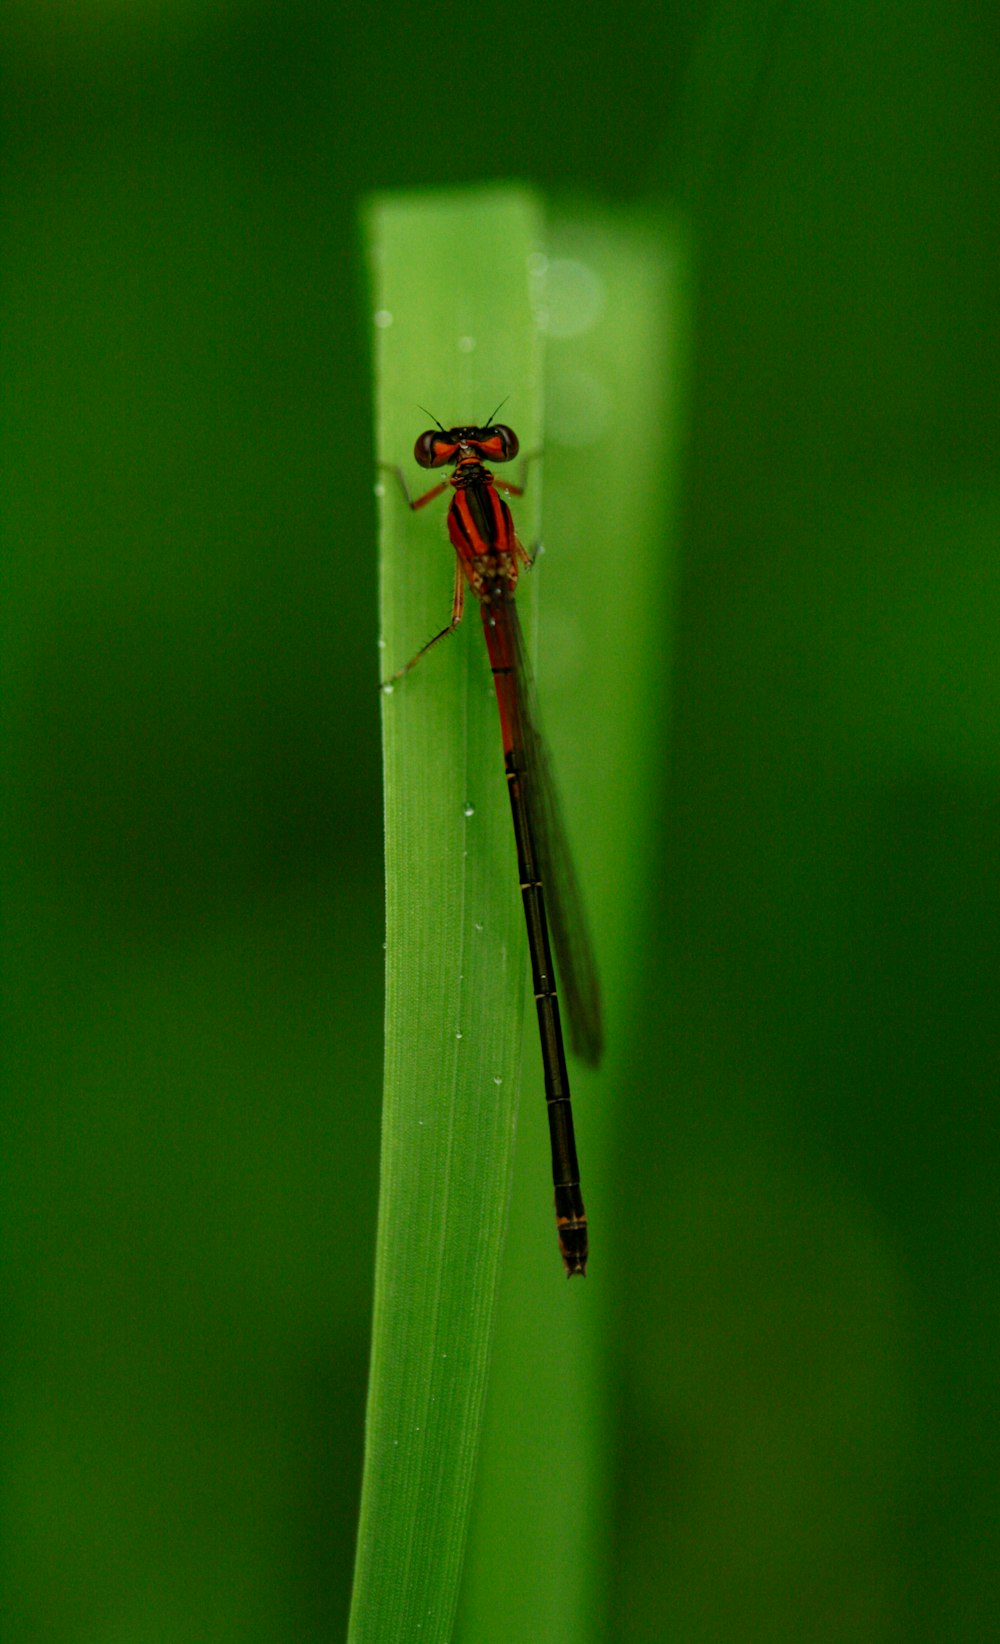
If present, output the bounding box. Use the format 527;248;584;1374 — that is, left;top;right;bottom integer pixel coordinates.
2;3;998;1640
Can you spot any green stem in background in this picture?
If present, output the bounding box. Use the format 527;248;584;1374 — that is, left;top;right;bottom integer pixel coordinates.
457;207;691;1643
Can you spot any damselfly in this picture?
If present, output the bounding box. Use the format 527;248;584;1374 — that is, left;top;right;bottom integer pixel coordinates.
381;415;602;1276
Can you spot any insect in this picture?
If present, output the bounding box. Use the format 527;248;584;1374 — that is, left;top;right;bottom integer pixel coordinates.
381;412;602;1276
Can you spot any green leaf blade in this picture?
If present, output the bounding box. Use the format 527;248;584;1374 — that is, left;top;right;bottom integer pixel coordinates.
350;185;545;1644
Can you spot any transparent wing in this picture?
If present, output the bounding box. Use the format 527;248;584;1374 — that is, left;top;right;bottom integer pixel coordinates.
506;595;603;1067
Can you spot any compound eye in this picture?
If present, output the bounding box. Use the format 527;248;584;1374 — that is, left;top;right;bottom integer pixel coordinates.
490;424;519;461
414;430;453;468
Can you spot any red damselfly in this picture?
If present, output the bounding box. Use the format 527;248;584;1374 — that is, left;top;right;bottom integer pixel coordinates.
381;414;602;1276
